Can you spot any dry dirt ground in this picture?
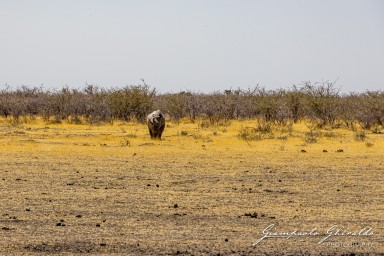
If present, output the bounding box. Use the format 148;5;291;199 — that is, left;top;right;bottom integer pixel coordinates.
0;119;383;255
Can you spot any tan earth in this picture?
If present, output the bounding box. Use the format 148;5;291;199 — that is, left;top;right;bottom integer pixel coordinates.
0;118;383;255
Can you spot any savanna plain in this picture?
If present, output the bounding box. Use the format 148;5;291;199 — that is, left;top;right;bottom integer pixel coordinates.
0;117;383;255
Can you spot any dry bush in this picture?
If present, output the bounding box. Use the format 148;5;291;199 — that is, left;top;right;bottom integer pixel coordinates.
180;130;188;136
354;132;366;142
238;127;263;141
1;83;382;127
365;142;374;147
300;81;341;127
304;130;322;143
322;131;339;139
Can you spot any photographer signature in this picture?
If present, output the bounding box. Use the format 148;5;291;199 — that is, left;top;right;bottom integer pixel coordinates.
253;224;374;245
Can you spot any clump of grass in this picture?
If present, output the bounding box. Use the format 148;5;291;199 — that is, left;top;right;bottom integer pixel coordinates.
126;133;137;138
191;131;202;140
180;130;188;136
330;123;342;129
371;125;382;134
276;121;293;134
13;130;26;135
354;132;366;141
323;131;338;138
69;116;83;124
255;119;272;134
120;139;130;147
304;130;321;143
365;142;374;147
190;131;211;142
238;120;276;141
48;117;62;124
277;134;288;140
199;120;211;129
179;117;195;124
199;118;230;129
237;127;262;141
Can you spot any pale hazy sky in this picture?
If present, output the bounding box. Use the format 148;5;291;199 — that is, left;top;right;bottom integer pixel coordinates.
1;0;383;93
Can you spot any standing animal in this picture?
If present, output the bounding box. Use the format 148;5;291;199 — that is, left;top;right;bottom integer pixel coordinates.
147;110;165;139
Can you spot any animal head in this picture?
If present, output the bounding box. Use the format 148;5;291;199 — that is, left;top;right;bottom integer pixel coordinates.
150;110;163;124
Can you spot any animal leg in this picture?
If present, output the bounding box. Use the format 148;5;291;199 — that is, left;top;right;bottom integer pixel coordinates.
157;124;165;139
149;128;154;139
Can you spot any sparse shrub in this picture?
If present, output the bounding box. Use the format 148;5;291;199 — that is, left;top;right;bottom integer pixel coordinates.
191;131;203;140
277;134;288;140
108;83;155;122
351;91;384;129
126;133;137;138
301;81;341;126
199;119;211;129
255;119;272;134
191;131;212;142
330;123;342;129
69;115;83;124
304;130;321;143
354;132;366;141
365;142;374;147
371;125;382;134
238;127;262;141
0;83;382;127
180;130;188;136
275;121;293;135
323;131;338;138
120;139;131;147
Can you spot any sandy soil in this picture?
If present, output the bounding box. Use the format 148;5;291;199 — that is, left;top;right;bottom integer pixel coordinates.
0;121;383;255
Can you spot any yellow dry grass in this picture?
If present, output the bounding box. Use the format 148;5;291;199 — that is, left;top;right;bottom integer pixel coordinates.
0;117;383;255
